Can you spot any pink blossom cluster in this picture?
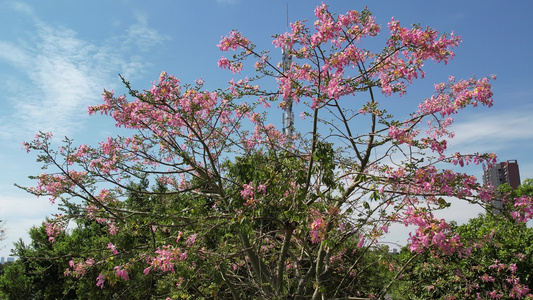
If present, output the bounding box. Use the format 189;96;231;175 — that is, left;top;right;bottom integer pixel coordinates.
64;258;96;278
44;220;64;243
403;207;470;256
218;57;243;74
240;182;267;207
143;245;188;274
510;196;533;223
474;261;532;299
96;188;116;204
114;265;129;281
217;30;251;74
309;209;326;243
450;152;497;168
21;132;53;153
387;19;460;64
185;233;197;248
28;170;87;204
419;76;494;117
220;4;381;109
388;76;494;158
217;30;250;51
107;242;118;255
310;3;380;48
90;72;227;136
383;165;486;201
375;20;461;96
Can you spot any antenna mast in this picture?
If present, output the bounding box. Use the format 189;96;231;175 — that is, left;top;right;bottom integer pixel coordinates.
282;3;294;140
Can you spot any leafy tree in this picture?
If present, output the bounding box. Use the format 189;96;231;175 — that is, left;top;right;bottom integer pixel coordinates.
0;183;184;299
0;261;33;299
395;181;533;299
15;3;533;299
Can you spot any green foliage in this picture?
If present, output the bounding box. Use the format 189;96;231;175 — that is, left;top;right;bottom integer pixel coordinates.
395;213;533;299
0;261;33;299
0;218;167;299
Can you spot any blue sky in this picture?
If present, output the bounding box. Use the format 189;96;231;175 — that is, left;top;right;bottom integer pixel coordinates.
0;0;532;256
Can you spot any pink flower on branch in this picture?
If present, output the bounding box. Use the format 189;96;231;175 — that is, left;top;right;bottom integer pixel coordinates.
218;57;243;74
107;242;118;255
28;170;87;204
144;245;188;274
44;220;64;243
309;209;327;244
511;196;533;223
65;258;96;278
387;18;461;65
217;30;250;51
185;233;197;248
114;265;129;281
403;207;470;256
240;181;268;207
96;274;105;289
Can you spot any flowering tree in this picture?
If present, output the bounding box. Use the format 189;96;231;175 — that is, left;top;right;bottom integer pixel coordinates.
18;3;532;299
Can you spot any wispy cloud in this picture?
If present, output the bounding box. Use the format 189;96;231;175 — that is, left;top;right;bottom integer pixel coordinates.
7;1;34;16
0;5;169;140
0;191;58;254
125;12;169;53
448;110;533;154
0;3;170;256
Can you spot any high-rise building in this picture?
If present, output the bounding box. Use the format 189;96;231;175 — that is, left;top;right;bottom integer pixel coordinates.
483;160;521;189
482;160;521;212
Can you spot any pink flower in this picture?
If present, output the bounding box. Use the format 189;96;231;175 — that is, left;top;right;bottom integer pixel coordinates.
186;233;197;247
357;235;365;248
108;222;118;235
217;57;230;69
217;30;250;51
309;209;326;243
96;274;105;289
480;273;495;282
114;266;129;281
107;242;118;255
44;221;63;243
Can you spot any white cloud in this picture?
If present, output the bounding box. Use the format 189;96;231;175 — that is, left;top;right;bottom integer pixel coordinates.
0;192;59;257
6;1;34;16
0;24;107;138
448;110;533;154
0;41;31;67
0;7;169;140
124;12;170;53
0;3;170;256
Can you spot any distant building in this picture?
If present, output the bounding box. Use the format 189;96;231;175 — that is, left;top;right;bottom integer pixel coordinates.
482;160;521;212
0;257;15;264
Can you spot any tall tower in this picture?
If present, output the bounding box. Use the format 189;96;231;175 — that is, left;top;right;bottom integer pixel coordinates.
282;5;294;140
